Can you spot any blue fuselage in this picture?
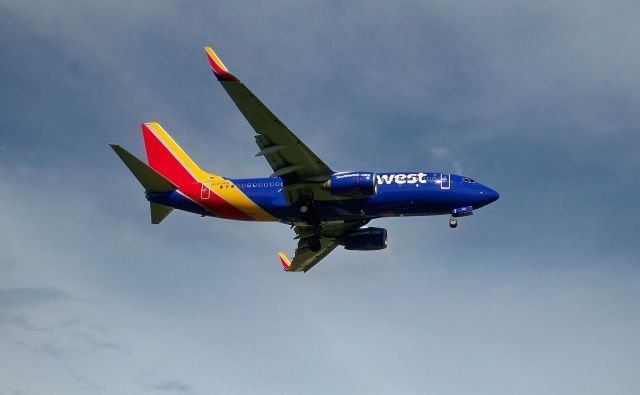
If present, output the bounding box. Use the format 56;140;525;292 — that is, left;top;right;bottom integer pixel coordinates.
150;172;499;223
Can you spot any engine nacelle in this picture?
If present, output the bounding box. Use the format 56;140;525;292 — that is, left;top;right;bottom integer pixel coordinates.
322;172;377;198
343;227;388;251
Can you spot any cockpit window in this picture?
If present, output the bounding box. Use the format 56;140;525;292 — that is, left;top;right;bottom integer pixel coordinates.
462;177;477;183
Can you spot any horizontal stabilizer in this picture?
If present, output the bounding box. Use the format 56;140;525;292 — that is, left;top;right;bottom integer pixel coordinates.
110;144;176;192
150;202;174;224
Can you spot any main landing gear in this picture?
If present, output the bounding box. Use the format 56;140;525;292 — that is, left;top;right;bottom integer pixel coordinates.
305;222;321;252
449;217;458;229
309;236;321;252
298;200;321;252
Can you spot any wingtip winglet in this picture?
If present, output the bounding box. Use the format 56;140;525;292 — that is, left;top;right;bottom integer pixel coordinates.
204;46;237;82
278;252;292;271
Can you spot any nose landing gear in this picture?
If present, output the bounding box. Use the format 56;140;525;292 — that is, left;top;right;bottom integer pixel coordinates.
449;206;472;229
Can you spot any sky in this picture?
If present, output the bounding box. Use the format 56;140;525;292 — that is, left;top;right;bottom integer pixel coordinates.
1;0;640;394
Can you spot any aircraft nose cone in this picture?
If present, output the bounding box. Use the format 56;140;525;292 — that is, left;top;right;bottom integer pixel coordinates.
484;187;499;204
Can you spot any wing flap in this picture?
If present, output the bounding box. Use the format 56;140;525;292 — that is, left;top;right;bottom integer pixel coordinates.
279;238;340;273
279;220;370;272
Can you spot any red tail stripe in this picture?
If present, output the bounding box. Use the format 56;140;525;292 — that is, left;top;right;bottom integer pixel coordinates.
141;124;253;221
142;125;193;186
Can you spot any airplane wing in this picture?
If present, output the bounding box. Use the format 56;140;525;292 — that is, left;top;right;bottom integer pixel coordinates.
278;221;368;272
279;237;339;273
204;46;335;203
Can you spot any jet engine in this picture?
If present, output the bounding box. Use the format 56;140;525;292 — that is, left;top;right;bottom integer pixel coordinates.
343;227;387;251
322;172;377;198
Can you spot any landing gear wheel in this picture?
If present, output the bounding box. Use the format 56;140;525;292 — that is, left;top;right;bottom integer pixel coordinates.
309;237;321;252
449;217;458;229
299;205;309;213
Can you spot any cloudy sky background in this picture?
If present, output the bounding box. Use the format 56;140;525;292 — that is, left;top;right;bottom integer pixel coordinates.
1;0;639;394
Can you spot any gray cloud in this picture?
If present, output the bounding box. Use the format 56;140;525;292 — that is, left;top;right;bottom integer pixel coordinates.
15;340;66;358
152;380;191;393
0;288;68;309
0;0;639;394
75;331;128;354
0;288;70;330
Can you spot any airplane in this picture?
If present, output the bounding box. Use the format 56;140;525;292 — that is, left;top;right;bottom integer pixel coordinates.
110;46;499;272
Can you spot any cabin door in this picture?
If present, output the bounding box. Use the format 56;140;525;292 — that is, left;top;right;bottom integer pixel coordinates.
440;173;450;190
200;183;211;199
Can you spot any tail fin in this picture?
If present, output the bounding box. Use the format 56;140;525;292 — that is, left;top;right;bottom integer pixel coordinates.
140;122;211;188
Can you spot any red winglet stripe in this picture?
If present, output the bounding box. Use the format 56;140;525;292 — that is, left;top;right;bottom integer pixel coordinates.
279;252;291;271
205;47;237;81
